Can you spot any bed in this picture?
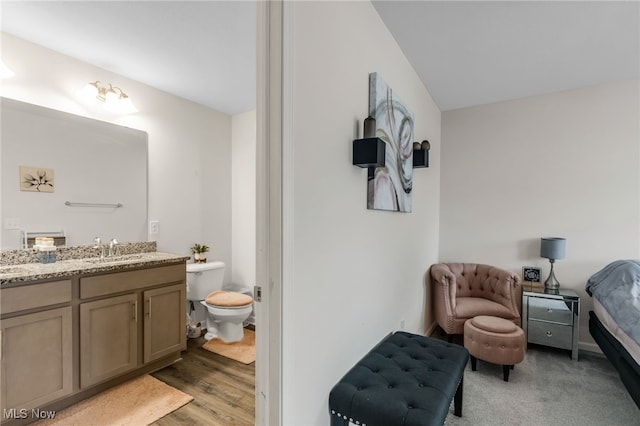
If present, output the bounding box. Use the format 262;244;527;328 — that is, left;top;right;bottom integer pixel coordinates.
585;259;640;409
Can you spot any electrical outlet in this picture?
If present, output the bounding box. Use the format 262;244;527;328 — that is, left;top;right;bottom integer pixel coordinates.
149;220;160;235
4;218;21;230
399;319;405;331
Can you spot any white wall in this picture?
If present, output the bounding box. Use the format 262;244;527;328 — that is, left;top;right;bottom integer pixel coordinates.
283;2;441;424
441;80;640;351
231;110;256;291
1;33;233;279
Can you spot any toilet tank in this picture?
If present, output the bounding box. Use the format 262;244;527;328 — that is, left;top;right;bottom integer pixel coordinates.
186;261;225;301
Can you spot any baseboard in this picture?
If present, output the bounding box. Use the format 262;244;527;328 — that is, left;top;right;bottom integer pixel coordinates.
425;322;439;337
579;341;603;355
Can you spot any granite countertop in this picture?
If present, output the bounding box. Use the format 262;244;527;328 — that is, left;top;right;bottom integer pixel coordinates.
0;252;190;286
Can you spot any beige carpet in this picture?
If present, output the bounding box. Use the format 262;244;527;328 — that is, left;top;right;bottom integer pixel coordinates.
35;375;193;426
202;328;256;364
445;347;640;425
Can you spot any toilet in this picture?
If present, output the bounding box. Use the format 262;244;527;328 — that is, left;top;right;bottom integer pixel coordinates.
186;261;253;342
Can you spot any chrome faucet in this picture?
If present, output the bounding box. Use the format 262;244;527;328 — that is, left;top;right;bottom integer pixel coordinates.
109;238;120;257
93;237;106;259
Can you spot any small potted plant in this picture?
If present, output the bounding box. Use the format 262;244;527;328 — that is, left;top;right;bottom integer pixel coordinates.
190;243;210;263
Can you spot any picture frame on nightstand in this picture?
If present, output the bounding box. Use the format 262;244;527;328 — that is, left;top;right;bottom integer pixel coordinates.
522;266;541;291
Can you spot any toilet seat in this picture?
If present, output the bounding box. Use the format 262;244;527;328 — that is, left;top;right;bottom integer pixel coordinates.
205;290;253;308
207;303;252;310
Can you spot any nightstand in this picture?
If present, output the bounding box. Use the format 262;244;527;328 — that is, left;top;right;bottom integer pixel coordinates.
522;287;580;360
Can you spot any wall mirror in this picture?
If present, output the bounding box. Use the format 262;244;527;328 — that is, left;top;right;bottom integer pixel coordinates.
1;97;148;249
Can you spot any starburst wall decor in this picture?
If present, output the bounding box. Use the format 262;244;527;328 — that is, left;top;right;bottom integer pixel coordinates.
19;166;54;192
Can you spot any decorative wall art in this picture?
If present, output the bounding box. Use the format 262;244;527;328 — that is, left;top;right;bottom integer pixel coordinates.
19;166;54;193
367;73;414;212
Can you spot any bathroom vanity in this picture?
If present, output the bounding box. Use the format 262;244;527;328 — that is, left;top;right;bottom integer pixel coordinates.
0;248;189;425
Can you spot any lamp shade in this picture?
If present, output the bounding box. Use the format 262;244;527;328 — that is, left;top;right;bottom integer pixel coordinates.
540;237;566;260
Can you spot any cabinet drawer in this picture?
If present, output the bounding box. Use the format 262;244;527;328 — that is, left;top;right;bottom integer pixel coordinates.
1;280;72;314
80;263;185;299
528;297;574;325
527;320;573;350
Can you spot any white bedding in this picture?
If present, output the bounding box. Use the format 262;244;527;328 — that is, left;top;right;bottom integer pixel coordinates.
594;297;640;366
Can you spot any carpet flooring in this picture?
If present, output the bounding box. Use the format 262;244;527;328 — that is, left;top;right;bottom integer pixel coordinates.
445;345;640;426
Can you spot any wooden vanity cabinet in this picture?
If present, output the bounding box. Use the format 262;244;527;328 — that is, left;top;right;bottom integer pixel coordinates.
79;263;186;389
0;261;186;424
0;281;73;413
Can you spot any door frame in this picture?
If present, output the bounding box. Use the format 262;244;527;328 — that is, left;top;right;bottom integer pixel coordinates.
255;1;289;424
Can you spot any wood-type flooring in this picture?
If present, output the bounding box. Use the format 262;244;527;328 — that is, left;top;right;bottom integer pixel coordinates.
151;333;255;426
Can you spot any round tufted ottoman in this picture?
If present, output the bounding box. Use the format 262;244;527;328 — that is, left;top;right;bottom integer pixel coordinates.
463;315;525;382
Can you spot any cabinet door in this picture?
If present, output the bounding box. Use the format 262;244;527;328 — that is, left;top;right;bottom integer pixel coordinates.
1;306;73;411
144;284;186;363
80;293;138;388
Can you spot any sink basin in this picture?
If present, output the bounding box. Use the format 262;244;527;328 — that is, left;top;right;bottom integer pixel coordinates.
84;253;148;264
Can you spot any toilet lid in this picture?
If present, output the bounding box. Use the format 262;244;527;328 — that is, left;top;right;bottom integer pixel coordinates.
205;290;253;307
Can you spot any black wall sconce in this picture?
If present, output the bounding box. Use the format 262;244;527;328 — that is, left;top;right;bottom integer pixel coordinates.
353;116;386;168
413;140;430;168
353;137;386;168
353;117;430;169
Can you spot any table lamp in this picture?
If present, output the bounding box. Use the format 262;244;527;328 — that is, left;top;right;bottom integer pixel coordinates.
540;237;566;293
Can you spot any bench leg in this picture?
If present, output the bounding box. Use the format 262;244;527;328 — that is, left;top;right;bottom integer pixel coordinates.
470;355;477;371
454;375;464;417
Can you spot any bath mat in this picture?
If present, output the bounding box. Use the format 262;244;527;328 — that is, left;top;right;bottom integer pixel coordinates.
202;328;256;364
34;375;192;426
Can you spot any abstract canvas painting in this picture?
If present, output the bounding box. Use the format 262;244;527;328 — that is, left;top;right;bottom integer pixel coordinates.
367;73;414;212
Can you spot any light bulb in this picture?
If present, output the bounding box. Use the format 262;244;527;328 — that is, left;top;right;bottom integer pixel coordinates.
78;81;101;104
118;95;138;114
104;86;119;106
83;81;99;97
0;60;14;79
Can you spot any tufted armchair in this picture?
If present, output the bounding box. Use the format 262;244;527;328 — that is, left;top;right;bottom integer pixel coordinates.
431;263;521;336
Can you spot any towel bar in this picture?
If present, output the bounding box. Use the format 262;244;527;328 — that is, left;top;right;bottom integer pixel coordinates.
64;201;123;208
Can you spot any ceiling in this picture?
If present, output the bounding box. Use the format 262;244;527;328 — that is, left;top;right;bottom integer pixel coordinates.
1;1;257;115
1;1;638;114
372;1;640;111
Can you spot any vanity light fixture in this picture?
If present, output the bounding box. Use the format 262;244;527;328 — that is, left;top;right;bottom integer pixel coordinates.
80;81;138;113
1;59;15;79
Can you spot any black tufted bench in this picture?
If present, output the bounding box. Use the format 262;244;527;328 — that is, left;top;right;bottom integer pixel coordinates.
329;331;469;426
